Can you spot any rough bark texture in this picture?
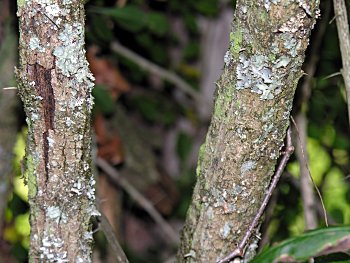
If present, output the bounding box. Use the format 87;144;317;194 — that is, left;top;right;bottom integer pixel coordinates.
16;0;97;262
177;1;320;262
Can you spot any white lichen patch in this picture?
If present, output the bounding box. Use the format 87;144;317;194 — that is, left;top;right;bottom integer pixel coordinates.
47;206;61;222
219;222;232;239
45;3;63;17
53;23;94;86
224;51;234;67
274;56;291;68
296;0;312;16
206;206;214;220
240;160;256;176
87;205;101;217
278;12;307;34
261;0;281;11
83;231;94;241
29;37;45;52
236;53;285;100
40;234;68;262
71;178;83;195
211;188;237;213
86;177;96;200
47;136;55;148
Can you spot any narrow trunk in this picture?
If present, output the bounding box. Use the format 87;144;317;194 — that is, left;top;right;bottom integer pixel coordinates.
178;1;320;262
16;1;97;262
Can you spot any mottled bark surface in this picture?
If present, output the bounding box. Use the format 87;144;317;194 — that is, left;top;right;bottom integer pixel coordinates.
16;0;97;262
178;1;320;262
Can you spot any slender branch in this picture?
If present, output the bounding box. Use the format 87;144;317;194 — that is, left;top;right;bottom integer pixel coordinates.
2;87;17;90
217;127;294;263
96;201;129;263
291;116;328;226
295;1;331;230
322;71;341;80
333;0;350;123
96;157;179;245
110;41;206;104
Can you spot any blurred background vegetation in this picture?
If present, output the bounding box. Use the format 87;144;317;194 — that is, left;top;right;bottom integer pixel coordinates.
0;0;349;262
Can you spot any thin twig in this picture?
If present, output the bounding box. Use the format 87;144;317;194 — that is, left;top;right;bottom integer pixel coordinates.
2;87;17;90
217;127;294;263
333;0;350;123
291;116;329;226
329;14;338;24
96;201;129;263
322;71;341;80
295;2;331;230
96;157;179;245
110;41;206;104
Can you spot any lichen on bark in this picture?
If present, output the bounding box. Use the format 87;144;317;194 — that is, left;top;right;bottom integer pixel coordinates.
16;0;97;262
177;0;320;262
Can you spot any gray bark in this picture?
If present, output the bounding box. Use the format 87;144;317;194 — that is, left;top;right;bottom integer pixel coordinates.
177;0;320;262
16;0;97;262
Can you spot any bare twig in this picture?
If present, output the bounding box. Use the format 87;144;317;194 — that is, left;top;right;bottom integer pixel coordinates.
96;157;179;245
291;116;328;226
110;41;206;104
295;115;318;229
294;2;331;230
322;71;341;80
2;86;17;90
96;201;129;263
217;127;294;263
333;0;350;123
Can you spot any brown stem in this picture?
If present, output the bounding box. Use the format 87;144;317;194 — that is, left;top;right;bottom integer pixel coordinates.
96;157;179;245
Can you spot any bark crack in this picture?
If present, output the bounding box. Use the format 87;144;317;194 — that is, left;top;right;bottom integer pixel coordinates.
33;63;55;181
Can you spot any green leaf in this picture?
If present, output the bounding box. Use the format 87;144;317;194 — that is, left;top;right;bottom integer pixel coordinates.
251;227;350;263
192;0;219;16
147;12;169;36
90;5;147;32
92;85;114;114
88;15;113;43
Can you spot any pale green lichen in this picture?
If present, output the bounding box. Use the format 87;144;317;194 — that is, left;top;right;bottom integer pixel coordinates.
26;155;37;199
196;143;206;178
230;27;243;56
213;81;234;120
17;0;26;8
224;26;243;67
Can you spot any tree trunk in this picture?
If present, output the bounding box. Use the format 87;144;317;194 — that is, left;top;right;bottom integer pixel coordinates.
16;1;97;262
178;1;320;262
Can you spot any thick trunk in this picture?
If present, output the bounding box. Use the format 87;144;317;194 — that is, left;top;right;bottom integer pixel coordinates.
16;1;97;262
178;1;320;262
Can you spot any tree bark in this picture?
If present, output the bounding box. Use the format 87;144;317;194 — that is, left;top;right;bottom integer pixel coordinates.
16;1;97;262
177;1;320;262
